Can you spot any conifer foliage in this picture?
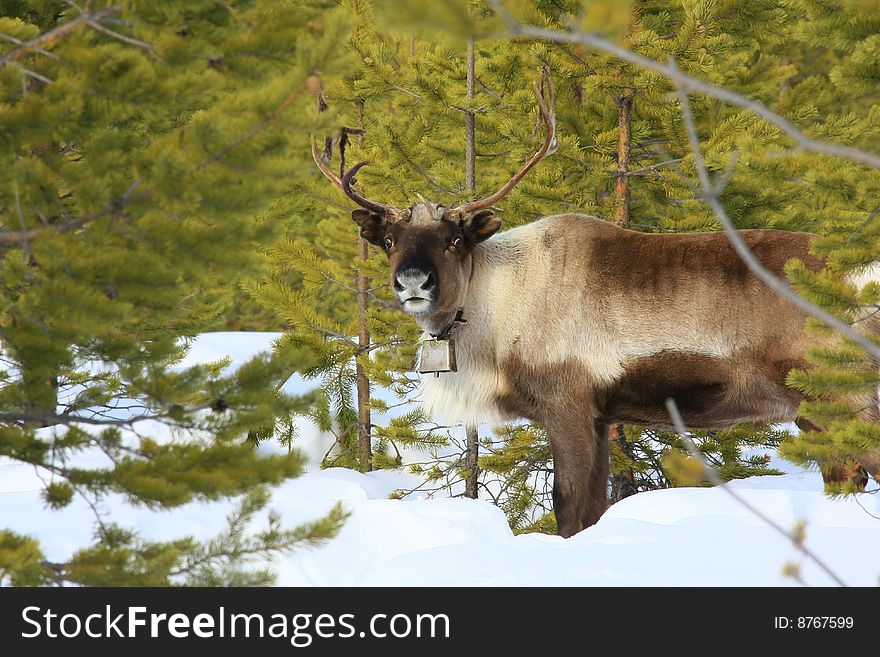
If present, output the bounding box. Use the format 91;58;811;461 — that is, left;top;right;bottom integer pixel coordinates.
4;0;879;581
0;0;354;585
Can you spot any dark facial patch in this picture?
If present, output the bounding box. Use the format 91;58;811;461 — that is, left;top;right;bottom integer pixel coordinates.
384;215;471;315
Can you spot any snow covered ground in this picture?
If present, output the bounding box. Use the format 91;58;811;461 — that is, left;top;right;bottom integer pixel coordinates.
2;332;878;586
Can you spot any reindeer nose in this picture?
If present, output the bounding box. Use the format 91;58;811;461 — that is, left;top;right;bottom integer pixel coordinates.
394;269;435;295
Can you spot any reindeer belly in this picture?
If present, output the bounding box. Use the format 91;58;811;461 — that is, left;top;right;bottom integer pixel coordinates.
598;350;803;428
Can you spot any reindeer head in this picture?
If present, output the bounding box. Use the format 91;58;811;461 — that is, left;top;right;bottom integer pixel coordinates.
311;69;556;333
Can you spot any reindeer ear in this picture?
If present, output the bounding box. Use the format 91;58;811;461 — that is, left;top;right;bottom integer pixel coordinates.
351;209;387;247
461;209;501;245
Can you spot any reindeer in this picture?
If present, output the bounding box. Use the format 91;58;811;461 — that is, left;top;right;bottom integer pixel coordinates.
311;71;880;538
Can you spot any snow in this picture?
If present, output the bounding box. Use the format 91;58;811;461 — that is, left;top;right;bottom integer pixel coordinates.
2;332;878;586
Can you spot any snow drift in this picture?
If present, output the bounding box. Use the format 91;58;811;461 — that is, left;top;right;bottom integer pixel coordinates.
1;332;877;586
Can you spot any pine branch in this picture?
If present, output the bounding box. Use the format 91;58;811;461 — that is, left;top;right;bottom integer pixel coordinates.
0;179;146;249
173;489;347;584
195;79;310;170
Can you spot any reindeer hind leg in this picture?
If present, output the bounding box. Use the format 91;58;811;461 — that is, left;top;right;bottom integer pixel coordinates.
583;421;610;528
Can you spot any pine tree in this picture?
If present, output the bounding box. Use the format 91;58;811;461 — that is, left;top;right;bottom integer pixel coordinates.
0;0;355;585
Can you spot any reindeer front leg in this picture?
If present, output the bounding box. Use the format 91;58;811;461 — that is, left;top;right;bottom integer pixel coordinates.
545;410;605;538
586;420;610;527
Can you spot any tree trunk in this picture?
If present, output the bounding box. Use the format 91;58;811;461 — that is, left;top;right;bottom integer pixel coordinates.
614;90;633;227
354;98;372;472
317;89;372;472
609;89;637;503
463;39;479;498
465;39;476;197
355;236;372;472
465;424;479;498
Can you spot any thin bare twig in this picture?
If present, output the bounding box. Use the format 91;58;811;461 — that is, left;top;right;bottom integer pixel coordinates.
5;59;53;84
1;7;118;63
0;33;60;59
219;1;253;28
623;157;683;176
85;18;157;56
474;76;505;101
665;398;847;587
853;494;880;521
62;0;156;57
385;84;423;100
0;409;160;427
846;206;880;245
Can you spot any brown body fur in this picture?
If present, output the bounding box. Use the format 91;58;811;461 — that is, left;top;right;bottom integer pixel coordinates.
496;217;823;431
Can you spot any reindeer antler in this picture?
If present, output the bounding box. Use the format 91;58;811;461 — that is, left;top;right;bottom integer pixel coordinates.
341;161;390;215
310;135;392;215
451;66;557;216
310;135;343;186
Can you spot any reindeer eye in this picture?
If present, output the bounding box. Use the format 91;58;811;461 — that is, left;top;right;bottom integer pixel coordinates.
384;236;394;249
451;236;463;249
